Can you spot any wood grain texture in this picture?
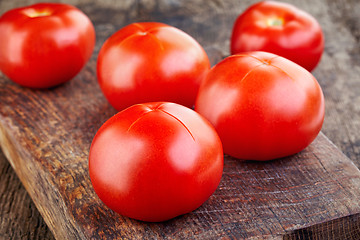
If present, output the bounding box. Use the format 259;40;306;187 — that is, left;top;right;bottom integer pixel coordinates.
2;84;360;239
284;214;360;240
0;150;54;240
0;0;360;239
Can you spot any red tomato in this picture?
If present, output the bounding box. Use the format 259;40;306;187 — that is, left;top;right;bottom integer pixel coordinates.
97;22;210;111
0;3;95;88
231;1;324;72
195;51;325;161
88;102;223;222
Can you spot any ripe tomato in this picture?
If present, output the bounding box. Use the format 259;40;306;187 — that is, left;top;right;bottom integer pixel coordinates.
230;1;324;72
195;51;325;161
88;102;223;222
0;3;95;88
97;22;210;111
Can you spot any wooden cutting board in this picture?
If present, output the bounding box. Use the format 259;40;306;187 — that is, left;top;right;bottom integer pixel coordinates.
1;1;360;239
1;62;360;239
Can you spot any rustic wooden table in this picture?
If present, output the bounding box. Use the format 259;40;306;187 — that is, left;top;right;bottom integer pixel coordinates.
1;0;360;239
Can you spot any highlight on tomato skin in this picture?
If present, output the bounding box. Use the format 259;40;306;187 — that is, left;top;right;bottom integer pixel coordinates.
88;102;224;222
96;22;211;111
230;1;324;72
0;3;96;88
195;51;325;161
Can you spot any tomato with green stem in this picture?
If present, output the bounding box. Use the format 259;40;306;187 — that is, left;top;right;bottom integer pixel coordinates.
231;1;324;72
0;3;95;88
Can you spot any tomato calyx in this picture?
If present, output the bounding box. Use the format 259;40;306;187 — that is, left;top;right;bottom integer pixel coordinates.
127;103;195;141
22;8;52;18
260;59;271;66
235;53;277;66
116;24;166;51
266;17;284;27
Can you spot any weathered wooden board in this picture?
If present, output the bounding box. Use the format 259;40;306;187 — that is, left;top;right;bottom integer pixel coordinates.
1;72;360;239
0;149;54;240
1;0;360;239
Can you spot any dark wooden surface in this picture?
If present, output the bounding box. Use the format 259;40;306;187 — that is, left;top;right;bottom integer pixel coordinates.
1;0;360;239
0;150;55;240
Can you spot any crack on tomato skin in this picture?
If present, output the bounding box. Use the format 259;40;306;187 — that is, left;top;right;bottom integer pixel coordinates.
115;26;165;51
231;53;265;63
239;64;264;83
146;32;165;51
126;104;195;142
153;102;166;110
147;26;168;34
117;33;141;48
261;55;280;65
128;24;165;51
268;55;280;62
126;109;153;133
120;30;164;51
231;53;280;66
229;54;293;85
132;23;165;34
132;22;146;31
158;109;196;142
268;64;297;82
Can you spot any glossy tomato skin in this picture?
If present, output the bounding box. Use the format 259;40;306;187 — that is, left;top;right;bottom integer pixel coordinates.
195;51;325;161
0;3;95;88
97;22;211;111
231;1;324;72
89;102;223;222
